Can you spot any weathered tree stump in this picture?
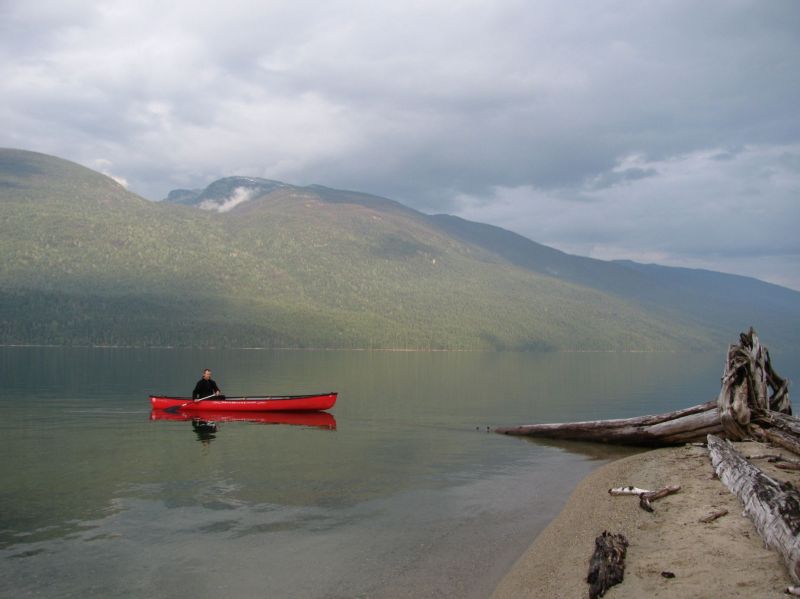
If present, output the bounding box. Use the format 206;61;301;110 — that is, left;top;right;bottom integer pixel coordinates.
718;328;791;439
586;531;629;599
707;434;800;583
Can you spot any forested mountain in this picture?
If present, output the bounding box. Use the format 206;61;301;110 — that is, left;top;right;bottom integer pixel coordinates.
2;148;798;350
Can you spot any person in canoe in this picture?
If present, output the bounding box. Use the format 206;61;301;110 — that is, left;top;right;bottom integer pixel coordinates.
192;368;223;400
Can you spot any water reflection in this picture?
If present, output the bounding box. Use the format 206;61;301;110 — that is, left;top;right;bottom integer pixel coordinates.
516;436;644;461
149;409;337;431
4;348;798;599
191;418;218;444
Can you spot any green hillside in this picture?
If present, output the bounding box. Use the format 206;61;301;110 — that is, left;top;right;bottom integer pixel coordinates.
429;215;800;349
1;148;796;350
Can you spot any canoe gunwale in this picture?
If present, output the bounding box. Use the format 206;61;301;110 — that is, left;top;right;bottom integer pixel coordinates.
151;392;337;402
149;392;337;412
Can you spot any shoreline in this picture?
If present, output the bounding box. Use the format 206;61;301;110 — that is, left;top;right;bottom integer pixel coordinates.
492;442;795;598
0;343;707;353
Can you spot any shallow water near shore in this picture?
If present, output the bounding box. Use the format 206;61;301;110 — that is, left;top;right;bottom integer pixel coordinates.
2;347;797;598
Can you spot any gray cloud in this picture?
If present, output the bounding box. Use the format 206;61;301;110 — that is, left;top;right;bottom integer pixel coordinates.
456;146;800;289
1;0;799;288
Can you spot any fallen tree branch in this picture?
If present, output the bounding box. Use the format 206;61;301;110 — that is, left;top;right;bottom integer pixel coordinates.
699;509;728;523
746;454;786;461
748;452;800;469
586;531;628;599
708;434;800;583
639;485;681;512
608;485;681;512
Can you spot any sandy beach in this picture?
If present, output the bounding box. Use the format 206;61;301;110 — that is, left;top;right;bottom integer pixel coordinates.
492;441;797;598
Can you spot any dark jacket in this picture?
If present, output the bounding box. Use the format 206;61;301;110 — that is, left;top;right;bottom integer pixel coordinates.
193;378;220;399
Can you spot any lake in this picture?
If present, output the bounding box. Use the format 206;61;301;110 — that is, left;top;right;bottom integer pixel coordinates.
2;347;797;598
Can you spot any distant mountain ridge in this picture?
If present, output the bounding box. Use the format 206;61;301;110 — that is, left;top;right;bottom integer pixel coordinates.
2;147;798;350
165;176;289;211
427;214;800;345
163;176;418;216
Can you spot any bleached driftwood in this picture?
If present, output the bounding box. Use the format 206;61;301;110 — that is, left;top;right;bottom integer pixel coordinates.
609;486;651;496
707;434;800;583
771;412;800;436
496;328;794;447
609;485;681;512
586;531;628;599
495;400;722;446
718;329;790;439
753;420;800;458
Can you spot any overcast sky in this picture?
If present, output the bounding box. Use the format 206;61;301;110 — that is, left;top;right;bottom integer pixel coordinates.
2;1;799;290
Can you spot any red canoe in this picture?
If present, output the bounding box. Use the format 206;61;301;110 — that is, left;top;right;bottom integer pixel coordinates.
150;409;337;430
149;392;337;412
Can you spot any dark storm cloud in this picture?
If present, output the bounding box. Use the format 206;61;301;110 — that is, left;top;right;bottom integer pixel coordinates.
1;0;798;288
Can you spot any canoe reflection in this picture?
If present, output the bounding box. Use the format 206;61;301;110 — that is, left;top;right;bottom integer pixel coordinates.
150;409;337;431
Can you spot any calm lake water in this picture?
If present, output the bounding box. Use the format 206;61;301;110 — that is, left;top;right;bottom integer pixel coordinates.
2;347;798;598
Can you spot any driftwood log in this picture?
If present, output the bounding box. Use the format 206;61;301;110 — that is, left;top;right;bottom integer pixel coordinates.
708;434;800;583
752;414;800;456
496;328;796;449
495;400;722;446
750;454;800;471
586;531;629;599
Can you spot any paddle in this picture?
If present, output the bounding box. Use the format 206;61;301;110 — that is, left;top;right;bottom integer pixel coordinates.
165;393;218;413
187;392;217;406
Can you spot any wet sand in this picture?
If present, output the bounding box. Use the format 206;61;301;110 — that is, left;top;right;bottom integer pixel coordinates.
492;442;797;598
